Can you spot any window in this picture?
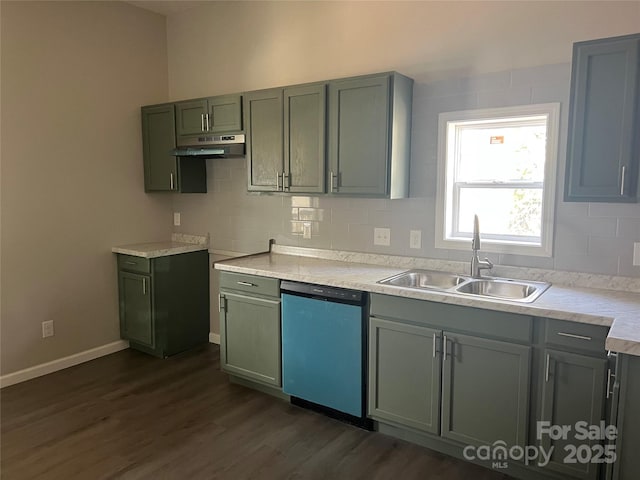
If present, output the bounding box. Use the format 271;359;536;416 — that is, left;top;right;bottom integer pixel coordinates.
435;103;560;257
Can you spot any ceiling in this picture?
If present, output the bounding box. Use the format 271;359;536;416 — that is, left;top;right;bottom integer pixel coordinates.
126;1;211;16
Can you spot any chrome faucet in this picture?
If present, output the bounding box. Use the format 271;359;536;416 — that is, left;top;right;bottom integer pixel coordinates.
471;214;493;278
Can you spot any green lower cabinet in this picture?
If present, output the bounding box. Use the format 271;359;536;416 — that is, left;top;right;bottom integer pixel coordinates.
368;317;441;434
441;332;531;448
117;251;209;358
118;271;153;348
539;349;607;480
614;354;640;480
219;291;281;387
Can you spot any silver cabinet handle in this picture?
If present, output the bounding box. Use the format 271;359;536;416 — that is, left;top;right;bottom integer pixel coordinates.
621;166;626;196
433;333;437;358
201;113;205;132
283;172;289;190
557;332;592;341
218;294;225;312
142;278;146;295
545;353;550;382
276;172;281;191
606;368;613;399
206;113;211;131
170;173;175;190
236;281;257;287
443;335;448;359
330;171;338;192
124;261;137;265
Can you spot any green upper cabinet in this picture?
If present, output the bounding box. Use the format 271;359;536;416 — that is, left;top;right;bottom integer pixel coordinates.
141;103;207;193
328;72;412;198
175;94;243;137
283;84;326;193
245;84;326;193
245;88;284;191
141;103;178;192
565;33;640;202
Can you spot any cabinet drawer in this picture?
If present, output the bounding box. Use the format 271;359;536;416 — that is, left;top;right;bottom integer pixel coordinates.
370;293;532;343
544;318;608;354
220;271;280;298
117;255;151;274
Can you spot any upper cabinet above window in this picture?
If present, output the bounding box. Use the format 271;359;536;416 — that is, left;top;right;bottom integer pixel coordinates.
565;33;640;203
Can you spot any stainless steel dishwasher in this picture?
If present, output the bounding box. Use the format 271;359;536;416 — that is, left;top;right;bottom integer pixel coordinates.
280;280;372;429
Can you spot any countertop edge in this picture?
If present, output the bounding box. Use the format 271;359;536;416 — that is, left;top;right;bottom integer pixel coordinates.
112;243;208;259
215;255;640;357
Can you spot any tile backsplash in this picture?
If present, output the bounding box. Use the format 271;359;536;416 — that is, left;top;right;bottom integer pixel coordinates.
172;63;640;278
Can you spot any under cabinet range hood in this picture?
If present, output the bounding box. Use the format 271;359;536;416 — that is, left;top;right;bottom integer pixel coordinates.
171;133;245;158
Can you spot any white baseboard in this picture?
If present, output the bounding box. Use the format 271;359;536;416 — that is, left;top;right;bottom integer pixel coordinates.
209;332;220;344
0;340;130;388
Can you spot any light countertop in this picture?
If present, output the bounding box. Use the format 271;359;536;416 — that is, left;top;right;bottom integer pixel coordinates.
214;245;640;356
112;233;209;259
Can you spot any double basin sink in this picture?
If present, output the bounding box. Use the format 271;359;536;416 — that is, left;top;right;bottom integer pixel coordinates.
377;269;550;303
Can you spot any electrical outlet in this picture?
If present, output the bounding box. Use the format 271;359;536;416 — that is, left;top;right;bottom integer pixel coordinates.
374;227;391;246
42;320;54;338
634;242;640;266
173;212;181;226
410;230;422;249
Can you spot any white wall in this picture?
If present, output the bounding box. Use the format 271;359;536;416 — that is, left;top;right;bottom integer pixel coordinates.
165;1;640;339
167;1;640;98
1;1;173;375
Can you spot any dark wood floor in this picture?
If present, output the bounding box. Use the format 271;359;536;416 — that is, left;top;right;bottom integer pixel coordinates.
1;344;511;480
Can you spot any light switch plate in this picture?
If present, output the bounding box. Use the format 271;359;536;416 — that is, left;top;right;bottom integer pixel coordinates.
374;228;391;246
173;212;181;226
633;242;640;266
410;230;422;249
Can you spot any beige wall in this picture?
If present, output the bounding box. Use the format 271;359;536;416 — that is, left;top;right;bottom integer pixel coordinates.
0;1;172;375
167;1;640;99
168;1;640;338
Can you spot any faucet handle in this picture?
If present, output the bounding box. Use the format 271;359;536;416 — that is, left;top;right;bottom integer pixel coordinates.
482;257;494;270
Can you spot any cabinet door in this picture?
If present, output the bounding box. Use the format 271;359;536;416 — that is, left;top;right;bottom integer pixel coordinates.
245;89;284;191
283;84;326;193
141;104;178;192
175;99;208;136
208;95;242;133
328;75;389;195
565;34;640;202
441;332;530;448
539;349;607;480
368;317;441;434
118;271;154;348
219;292;281;387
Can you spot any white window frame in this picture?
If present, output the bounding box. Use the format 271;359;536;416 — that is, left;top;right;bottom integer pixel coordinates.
435;103;560;257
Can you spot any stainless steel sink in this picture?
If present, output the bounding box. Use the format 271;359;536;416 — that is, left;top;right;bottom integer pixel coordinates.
377;270;470;290
455;278;550;302
377;269;550;303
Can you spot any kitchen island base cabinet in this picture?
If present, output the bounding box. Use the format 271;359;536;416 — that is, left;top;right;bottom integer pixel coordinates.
218;272;281;388
117;251;209;358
